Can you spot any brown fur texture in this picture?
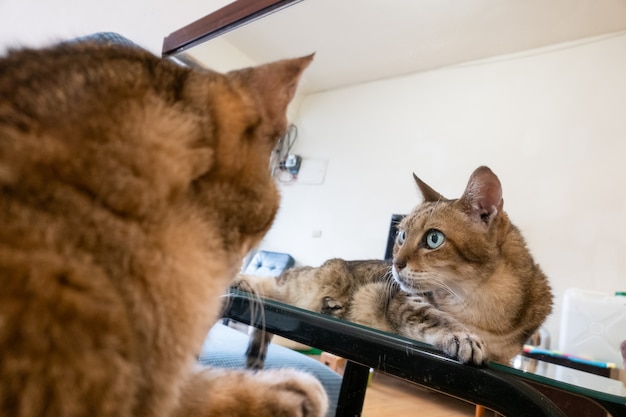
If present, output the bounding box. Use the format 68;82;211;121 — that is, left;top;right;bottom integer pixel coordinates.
238;259;392;316
392;166;553;362
0;40;327;417
237;167;553;365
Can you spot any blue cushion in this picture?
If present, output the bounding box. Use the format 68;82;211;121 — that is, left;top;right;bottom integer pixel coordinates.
243;250;295;277
199;323;341;417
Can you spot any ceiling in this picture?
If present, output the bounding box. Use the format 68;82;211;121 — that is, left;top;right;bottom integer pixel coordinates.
1;0;625;95
186;0;626;94
0;0;234;55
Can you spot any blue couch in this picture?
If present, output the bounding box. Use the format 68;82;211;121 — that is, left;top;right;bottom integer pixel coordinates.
242;250;295;276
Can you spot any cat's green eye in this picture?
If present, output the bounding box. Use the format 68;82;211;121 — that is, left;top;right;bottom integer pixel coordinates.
425;230;445;249
396;230;406;246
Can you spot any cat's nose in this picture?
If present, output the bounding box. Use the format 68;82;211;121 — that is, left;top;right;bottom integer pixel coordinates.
393;260;406;271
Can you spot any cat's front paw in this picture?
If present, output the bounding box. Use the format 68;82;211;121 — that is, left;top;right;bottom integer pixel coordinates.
182;367;328;417
321;296;344;317
436;332;488;366
254;369;329;417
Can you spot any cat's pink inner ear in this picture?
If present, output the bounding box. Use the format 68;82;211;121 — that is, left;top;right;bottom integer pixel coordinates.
413;173;445;202
461;166;503;220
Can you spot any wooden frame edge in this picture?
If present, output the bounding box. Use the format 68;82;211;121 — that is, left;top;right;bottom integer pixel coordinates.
162;0;302;56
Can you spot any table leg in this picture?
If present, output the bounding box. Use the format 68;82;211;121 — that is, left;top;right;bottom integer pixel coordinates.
335;361;370;417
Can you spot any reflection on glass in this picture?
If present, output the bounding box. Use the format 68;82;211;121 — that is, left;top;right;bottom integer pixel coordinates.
166;1;626;409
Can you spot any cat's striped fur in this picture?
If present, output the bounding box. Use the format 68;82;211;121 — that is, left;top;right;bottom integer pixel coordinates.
0;40;325;417
236;167;553;366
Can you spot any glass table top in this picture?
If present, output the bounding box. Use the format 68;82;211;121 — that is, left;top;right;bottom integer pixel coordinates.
504;355;626;400
223;290;626;416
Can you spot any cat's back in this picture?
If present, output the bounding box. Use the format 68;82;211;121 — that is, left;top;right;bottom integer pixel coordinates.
0;41;213;296
1;42;182;417
343;259;392;284
0;42;224;417
288;258;391;293
1;37;317;417
0;41;209;214
0;42;185;124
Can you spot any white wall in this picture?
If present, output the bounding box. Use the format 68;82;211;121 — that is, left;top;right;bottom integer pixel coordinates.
3;0;623;349
259;32;626;346
0;0;233;54
187;38;256;73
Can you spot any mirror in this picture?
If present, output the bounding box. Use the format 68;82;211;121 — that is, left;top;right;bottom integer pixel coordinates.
164;0;626;94
163;0;626;375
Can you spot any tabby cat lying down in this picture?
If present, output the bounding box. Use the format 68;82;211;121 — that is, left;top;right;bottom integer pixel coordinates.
0;40;328;417
236;167;553;365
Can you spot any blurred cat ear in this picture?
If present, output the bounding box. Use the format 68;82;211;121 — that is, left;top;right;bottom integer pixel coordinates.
228;54;313;138
459;166;504;224
413;173;446;202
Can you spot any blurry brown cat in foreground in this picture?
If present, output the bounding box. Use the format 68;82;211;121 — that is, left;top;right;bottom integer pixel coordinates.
0;40;327;417
238;167;553;365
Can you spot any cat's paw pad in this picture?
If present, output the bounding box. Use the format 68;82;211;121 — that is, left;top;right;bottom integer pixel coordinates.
321;296;344;317
257;369;329;417
437;332;488;366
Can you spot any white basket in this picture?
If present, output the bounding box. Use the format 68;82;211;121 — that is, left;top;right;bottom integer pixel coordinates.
558;288;626;368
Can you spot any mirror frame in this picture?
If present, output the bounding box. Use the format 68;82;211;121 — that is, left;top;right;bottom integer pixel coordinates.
162;0;302;56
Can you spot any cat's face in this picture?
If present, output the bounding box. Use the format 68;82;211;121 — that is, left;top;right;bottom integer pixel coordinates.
392;167;505;296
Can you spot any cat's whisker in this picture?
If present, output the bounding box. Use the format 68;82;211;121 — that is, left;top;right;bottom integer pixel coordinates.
380;275;402;311
227;280;268;332
246;287;268;332
428;275;467;307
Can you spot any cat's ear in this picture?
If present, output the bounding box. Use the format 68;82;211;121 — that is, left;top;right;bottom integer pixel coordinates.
228;54;313;138
459;166;504;225
413;173;446;202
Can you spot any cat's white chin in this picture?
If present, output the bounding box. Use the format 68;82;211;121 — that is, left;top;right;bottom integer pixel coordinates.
392;267;418;294
393;267;440;294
